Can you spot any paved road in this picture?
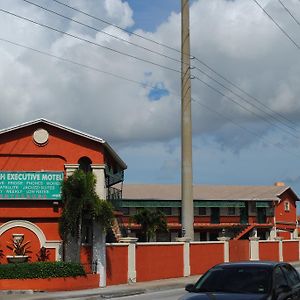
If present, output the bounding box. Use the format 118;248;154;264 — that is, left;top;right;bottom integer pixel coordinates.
73;288;186;300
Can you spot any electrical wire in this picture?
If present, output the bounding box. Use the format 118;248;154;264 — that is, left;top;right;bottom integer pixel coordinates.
193;75;300;139
251;0;300;50
0;8;180;74
51;0;185;57
193;67;299;134
48;0;300;130
20;0;300;135
193;56;299;128
0;35;299;158
22;0;183;65
278;0;300;26
191;96;300;159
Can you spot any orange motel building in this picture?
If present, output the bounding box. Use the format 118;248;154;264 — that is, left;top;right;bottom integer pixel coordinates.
120;183;299;242
0;118;127;266
0;119;299;266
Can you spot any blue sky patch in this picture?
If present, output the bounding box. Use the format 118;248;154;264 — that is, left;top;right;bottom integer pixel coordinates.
148;83;169;101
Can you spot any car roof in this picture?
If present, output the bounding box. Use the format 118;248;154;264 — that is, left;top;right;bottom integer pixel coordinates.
215;261;286;269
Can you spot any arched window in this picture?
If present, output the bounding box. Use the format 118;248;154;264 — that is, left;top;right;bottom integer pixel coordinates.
78;157;92;173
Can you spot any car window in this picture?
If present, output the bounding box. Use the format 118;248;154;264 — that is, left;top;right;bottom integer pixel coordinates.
281;264;300;287
274;266;289;289
194;266;271;294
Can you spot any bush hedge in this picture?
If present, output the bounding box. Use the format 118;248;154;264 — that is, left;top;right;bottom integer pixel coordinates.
0;262;86;279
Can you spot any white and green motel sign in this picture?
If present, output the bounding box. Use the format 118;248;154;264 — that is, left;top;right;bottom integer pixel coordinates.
0;171;64;200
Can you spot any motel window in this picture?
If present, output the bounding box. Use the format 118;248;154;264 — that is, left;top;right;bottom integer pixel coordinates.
158;207;172;216
199;207;207;216
120;207;130;215
249;202;256;215
228;207;236;216
284;201;290;212
78;157;92;173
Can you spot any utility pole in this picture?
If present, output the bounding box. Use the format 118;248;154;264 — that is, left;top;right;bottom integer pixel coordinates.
181;0;194;241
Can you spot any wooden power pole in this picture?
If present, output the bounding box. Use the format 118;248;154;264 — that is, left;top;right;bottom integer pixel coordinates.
181;0;194;241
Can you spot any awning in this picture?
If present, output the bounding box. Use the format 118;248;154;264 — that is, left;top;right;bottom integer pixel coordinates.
121;200;181;208
256;201;272;208
122;200;246;208
194;201;245;208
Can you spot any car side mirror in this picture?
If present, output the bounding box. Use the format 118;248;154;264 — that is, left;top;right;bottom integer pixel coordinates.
185;283;195;292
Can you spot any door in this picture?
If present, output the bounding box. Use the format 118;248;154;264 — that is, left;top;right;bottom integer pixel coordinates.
257;207;267;224
211;208;220;224
240;203;248;224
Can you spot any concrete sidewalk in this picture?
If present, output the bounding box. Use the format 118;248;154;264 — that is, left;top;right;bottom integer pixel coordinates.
1;261;300;300
0;275;200;300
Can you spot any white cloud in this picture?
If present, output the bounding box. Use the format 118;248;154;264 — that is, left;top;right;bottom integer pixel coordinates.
0;0;300;189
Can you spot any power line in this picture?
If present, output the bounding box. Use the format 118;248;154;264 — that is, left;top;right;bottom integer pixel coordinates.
191;96;300;159
251;0;300;50
4;2;299;139
193;67;300;134
193;56;299;129
278;0;300;26
1;36;299;158
48;0;296;130
193;75;300;140
22;0;182;65
0;8;180;74
51;0;184;56
47;0;298;131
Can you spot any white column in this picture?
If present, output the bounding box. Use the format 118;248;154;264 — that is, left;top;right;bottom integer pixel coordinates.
249;237;260;261
91;164;106;200
184;241;191;276
275;237;284;262
64;164;79;177
119;237;138;283
93;225;106;287
217;237;230;262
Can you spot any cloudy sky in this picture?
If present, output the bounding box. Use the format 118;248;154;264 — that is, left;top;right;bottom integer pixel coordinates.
0;0;300;198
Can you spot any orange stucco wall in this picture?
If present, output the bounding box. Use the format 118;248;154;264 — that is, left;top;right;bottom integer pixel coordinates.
275;191;297;226
190;243;224;275
259;241;279;261
0;122;113;264
106;245;128;285
229;240;249;262
0;124;105;168
0;274;99;291
282;241;299;262
136;244;184;282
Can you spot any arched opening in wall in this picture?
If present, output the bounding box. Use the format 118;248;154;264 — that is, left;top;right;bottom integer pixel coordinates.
78;157;92;173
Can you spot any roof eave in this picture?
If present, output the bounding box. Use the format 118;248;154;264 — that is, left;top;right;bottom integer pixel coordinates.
0;118;127;170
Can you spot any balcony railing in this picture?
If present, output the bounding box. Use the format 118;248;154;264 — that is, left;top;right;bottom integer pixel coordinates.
107;186;122;210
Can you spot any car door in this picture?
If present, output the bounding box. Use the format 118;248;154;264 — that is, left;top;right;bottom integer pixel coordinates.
281;264;300;299
273;266;294;300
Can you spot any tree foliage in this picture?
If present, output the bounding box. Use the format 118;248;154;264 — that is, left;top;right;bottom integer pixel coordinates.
132;208;168;242
59;169;114;240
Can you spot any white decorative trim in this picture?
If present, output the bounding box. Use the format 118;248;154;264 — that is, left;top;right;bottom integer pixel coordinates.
0;220;62;261
0;220;46;246
90;164;105;170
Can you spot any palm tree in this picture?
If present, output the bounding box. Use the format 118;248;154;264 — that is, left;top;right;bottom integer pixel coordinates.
60;169;114;263
132;208;168;242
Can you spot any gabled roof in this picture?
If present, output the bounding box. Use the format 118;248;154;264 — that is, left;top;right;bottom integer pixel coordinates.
0;118;127;169
122;184;298;201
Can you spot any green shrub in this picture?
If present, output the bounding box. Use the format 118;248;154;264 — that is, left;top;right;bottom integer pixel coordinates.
0;262;86;279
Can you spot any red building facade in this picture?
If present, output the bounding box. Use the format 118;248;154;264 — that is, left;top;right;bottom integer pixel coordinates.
0;119;126;264
121;184;299;241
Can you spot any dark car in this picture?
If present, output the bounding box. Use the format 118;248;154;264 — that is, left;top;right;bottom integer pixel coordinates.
179;261;300;300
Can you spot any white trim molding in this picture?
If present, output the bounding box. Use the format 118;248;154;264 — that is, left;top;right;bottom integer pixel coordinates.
0;220;62;261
